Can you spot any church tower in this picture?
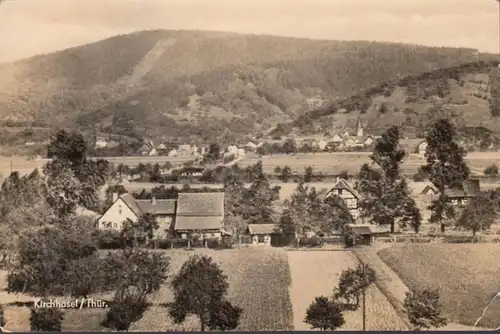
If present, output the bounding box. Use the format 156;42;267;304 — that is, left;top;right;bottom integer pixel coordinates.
356;117;363;137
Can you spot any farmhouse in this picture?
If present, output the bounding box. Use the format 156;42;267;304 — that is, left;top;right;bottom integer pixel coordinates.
420;179;481;207
325;178;361;221
180;166;204;177
318;139;327;150
174;192;227;239
246;224;282;246
245;141;257;151
345;223;390;246
364;136;374;146
97;193;177;238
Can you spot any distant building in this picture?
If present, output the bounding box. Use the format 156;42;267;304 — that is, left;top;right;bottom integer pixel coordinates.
168;149;178;157
318;140;328;150
364;136;374;146
156;143;168;151
94;137;107;149
148;147;158;156
245;142;258;151
138;144;151;155
420;179;480;207
417;140;428;154
180;166;205;177
25;141;35;147
331;134;343;143
227;145;238;154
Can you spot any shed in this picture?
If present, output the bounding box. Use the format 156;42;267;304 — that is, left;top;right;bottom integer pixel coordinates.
344;224;390;247
246;224;282;246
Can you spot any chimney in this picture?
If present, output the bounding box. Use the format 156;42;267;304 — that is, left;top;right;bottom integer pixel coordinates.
112;192;118;202
151;197;156;205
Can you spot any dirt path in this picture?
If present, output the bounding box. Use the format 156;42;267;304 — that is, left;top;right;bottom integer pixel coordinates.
353;245;490;331
287;250;407;330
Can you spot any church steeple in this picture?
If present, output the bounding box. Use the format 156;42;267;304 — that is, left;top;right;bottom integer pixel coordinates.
356;117;363;137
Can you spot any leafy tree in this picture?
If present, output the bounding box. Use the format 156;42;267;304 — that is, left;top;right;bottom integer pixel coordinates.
422;118;469;232
304;296;345;330
281;138;297;154
0;303;5;327
205;143;221;162
324;196;355;233
333;264;376;309
304;166;313;183
403;288;447;330
136;213;160;246
456;191;496;236
279;165;292;182
45;130;109;214
7;219;103;298
274;166;282;175
30;307;64;332
168;255;242;331
101;294;149;331
484;164;499;177
355;126;421;233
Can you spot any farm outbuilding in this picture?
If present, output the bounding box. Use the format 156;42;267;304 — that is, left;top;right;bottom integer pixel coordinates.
344;224;390;247
246;224;282;246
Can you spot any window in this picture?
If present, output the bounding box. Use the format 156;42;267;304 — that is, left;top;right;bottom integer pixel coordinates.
257;235;266;243
113;223;118;229
118;209;122;214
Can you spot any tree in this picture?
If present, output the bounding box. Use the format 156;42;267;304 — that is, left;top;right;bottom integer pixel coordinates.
304;166;313;183
304;296;345;330
484;164;499;177
136;213;160;246
333;264;376;309
168;255;242;331
355;126;421;233
45;129;109;214
0;303;5;327
403;288;447;330
324;196;355;233
422;118;469;232
279;165;292;182
30;307;64;332
456;191;496;236
205;143;221;162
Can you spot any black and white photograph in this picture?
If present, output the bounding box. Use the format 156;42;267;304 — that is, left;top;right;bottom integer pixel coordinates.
0;0;499;331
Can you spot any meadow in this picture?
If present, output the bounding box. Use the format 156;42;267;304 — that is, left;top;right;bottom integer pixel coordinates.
287;250;407;330
238;151;500;175
378;244;500;329
0;248;294;332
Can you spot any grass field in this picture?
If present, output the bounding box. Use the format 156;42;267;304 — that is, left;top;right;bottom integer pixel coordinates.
287;250;407;330
0;248;293;332
378;244;500;329
239;152;500;175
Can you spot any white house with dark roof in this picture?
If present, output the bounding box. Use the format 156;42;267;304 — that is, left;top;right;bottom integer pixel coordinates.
174;192;226;239
325;178;361;221
97;193;177;238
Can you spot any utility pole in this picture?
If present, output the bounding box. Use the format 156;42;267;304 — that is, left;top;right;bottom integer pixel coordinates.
362;263;366;331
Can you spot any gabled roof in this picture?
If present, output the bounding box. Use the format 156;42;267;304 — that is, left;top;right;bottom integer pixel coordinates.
139;144;151;152
118;194;176;216
420;184;438;195
327;179;360;199
177;192;224;216
247;224;281;235
157;143;167;150
174;216;223;231
346;224;389;235
136;199;176;215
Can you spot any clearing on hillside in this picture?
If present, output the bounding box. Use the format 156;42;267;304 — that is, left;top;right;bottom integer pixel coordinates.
379;244;500;329
287;250;407;330
1;248;293;332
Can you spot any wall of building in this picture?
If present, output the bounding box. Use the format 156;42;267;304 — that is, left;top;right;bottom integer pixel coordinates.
97;198;137;230
251;234;271;245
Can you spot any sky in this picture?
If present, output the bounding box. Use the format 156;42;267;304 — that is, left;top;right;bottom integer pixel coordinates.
0;0;498;63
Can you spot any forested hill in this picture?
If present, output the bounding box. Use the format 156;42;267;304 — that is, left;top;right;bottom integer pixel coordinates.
291;60;500;148
0;29;495;143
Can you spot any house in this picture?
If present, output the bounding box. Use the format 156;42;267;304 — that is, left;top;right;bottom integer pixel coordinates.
25;141;35;147
331;134;343;143
343;131;350;138
343;138;356;147
318;140;328;151
94;137;107;149
325;178;361;221
420;179;481;207
417;140;428;154
174;192;226;239
97;193;177;239
168;149;178;157
156;143;168;151
180;166;205;177
237;148;246;156
364;136;374;146
227;145;238;154
138;144;151;155
148;147;158;156
246;224;282;246
178;144;192;155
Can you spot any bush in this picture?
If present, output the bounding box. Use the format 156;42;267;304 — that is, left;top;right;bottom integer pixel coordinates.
299;236;323;248
30;307;64;332
443;235;482;244
93;229;125;249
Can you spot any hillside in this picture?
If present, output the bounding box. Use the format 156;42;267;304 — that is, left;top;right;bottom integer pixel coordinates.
293;60;500;148
0;29;496;144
